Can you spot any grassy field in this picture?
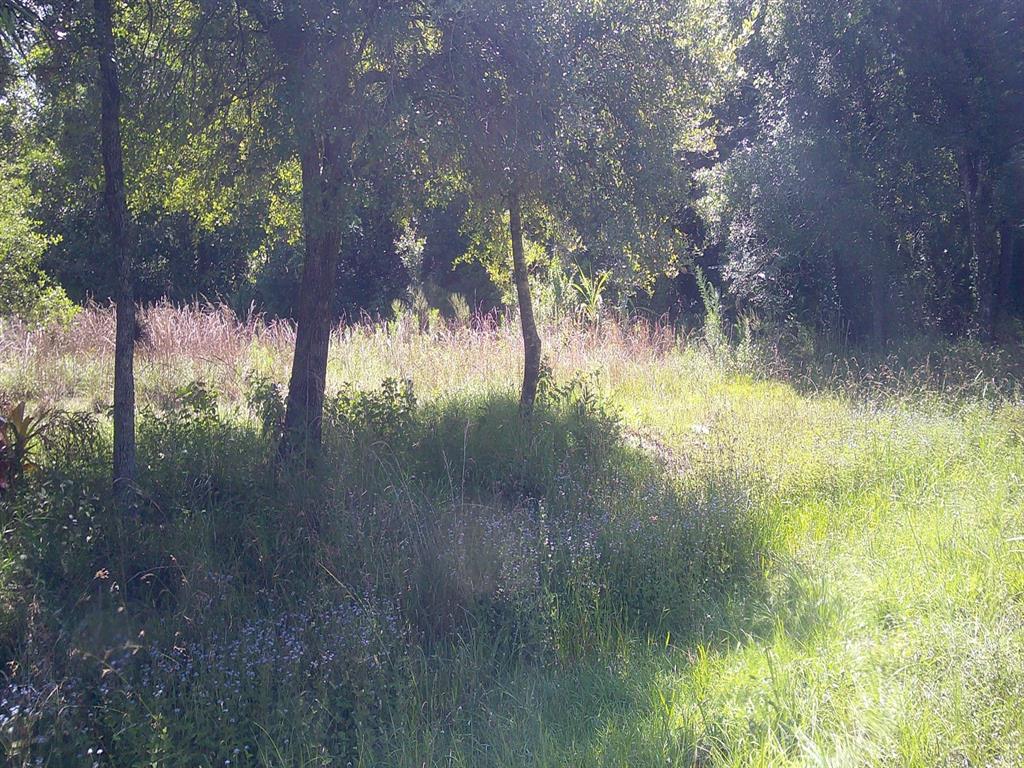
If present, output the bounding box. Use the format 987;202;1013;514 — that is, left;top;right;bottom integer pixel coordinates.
1;306;1023;766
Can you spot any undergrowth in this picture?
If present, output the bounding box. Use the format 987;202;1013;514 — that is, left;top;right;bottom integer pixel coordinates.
0;369;765;766
1;308;1023;766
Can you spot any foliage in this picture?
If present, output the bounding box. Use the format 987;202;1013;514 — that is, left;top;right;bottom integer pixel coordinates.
0;165;76;325
570;266;610;325
245;373;285;439
699;0;1024;344
326;377;417;443
0;0;1023;757
694;265;727;352
448;292;472;326
0;401;44;496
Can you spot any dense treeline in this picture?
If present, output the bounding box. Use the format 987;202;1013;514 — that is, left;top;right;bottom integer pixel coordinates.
0;1;1022;448
1;0;1015;334
699;0;1024;345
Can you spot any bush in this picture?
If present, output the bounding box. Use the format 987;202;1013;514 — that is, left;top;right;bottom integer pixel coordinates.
0;165;78;327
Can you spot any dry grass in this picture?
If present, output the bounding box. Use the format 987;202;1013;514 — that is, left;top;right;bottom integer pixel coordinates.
0;304;686;410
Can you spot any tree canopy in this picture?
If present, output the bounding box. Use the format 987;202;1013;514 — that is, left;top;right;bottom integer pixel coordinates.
0;0;1021;439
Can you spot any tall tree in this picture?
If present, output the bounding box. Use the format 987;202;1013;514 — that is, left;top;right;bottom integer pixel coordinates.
93;0;136;505
236;0;426;455
428;0;689;413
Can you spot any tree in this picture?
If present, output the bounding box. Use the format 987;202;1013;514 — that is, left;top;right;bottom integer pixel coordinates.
1;0;144;499
93;0;137;506
19;0;279;307
427;0;690;413
235;0;427;455
0;163;75;324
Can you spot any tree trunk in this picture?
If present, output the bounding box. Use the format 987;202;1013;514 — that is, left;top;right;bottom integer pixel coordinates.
509;190;541;415
281;131;343;458
869;238;895;348
959;149;998;341
94;0;136;508
996;221;1015;324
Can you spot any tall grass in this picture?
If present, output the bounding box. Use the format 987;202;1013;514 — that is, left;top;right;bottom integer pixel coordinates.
1;306;1023;766
0;303;684;410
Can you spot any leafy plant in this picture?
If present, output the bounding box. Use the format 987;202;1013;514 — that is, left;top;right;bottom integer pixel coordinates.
326;378;417;443
0;401;47;494
0;165;78;327
694;264;727;352
245;373;285;439
570;265;610;325
174;380;219;420
411;289;440;334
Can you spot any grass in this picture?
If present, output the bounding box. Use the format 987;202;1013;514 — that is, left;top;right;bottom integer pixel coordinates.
1;305;1023;766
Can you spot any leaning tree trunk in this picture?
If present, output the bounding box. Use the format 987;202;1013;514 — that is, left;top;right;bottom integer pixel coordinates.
959;149;998;342
281;131;343;458
509;190;541;415
94;0;136;508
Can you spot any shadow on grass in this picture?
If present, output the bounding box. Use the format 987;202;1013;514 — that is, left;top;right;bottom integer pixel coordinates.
0;377;837;765
365;386;860;766
378;558;849;767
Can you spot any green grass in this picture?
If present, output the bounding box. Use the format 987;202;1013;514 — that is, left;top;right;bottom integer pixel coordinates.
2;307;1023;766
371;361;1024;767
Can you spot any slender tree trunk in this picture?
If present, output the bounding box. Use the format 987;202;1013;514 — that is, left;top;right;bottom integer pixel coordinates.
281;131;342;457
996;222;1015;324
869;239;895;348
94;0;136;507
959;149;998;341
509;190;541;414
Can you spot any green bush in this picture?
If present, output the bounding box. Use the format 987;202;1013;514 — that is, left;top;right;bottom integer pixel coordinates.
0;165;77;327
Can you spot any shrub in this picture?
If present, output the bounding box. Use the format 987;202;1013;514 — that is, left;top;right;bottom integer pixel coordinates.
244;373;285;439
0;165;78;327
326;376;417;443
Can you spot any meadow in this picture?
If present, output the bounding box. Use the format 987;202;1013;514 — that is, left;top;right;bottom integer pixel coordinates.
1;305;1023;767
